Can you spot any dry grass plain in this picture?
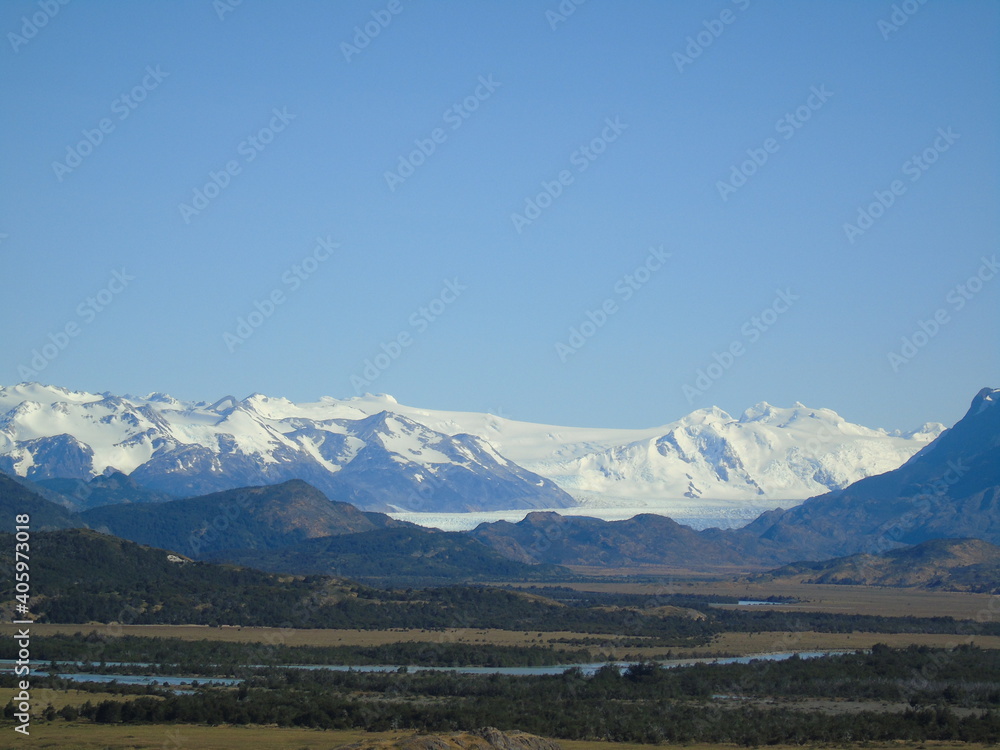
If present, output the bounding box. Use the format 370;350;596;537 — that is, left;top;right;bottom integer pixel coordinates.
0;724;994;750
5;622;1000;661
0;687;157;713
0;623;625;649
514;578;1000;620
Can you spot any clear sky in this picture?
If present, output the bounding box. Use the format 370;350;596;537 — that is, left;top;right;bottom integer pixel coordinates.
1;0;997;432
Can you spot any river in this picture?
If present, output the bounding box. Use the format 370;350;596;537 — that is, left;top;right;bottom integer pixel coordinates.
5;649;849;688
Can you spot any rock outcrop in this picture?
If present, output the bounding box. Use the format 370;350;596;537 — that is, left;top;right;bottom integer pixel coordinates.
336;727;562;750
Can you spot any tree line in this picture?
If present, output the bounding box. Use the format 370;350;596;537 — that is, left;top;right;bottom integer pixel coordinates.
5;646;998;745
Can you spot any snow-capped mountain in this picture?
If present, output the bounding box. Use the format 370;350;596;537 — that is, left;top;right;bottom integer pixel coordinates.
0;383;942;519
533;403;944;502
335;394;943;522
0;384;572;512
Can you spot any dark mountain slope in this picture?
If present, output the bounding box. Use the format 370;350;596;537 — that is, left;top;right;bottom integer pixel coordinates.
0;472;80;532
215;525;570;584
81;479;387;557
36;470;175;509
470;511;767;570
759;537;1000;593
739;387;1000;561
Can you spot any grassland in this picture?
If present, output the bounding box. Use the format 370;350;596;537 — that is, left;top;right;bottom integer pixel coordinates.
0;723;390;750
0;687;157;714
514;578;1000;620
0;623;627;650
1;723;996;750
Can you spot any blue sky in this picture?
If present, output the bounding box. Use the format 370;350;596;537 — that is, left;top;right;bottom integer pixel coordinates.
1;0;997;431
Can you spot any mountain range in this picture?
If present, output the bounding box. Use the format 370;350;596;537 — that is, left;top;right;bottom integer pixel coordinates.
0;384;571;513
2;386;996;589
470;387;1000;568
0;383;942;516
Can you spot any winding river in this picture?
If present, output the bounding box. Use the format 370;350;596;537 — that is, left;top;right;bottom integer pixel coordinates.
5;649;849;688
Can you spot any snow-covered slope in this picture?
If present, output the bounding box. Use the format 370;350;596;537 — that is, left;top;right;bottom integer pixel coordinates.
540;404;942;503
340;395;943;504
0;383;942;520
0;384;572;512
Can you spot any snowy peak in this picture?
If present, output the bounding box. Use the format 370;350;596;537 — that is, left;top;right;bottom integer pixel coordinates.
540;401;943;503
140;392;180;406
738;401;843;428
971;387;1000;416
898;422;948;440
0;383;100;412
676;405;733;428
346;411;454;462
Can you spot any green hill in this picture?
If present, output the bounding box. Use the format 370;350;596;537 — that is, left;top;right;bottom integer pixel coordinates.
81;479;387;556
0;527;369;625
470;511;761;570
216;525;570;585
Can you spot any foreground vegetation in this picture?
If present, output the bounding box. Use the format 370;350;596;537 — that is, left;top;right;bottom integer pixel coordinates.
4;646;999;745
5;523;1000;747
9;723;998;750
